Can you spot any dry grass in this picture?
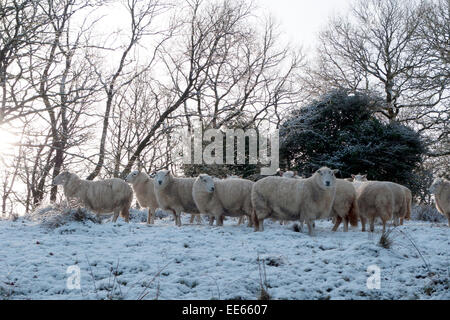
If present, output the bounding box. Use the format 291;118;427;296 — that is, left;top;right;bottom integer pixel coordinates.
26;200;102;229
256;255;271;300
292;223;301;233
378;229;394;249
411;204;446;223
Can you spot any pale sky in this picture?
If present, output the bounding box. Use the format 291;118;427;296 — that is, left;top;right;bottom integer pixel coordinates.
257;0;352;51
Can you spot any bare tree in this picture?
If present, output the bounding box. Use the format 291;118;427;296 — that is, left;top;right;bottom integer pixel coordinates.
86;0;173;180
414;0;450;157
306;0;446;123
34;0;101;200
0;0;48;125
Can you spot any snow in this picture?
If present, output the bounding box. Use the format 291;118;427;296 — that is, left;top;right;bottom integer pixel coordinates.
0;212;448;300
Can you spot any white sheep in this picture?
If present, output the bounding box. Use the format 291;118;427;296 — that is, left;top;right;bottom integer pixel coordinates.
282;174;357;231
330;179;359;232
429;178;450;227
53;171;133;222
355;181;398;232
192;174;254;226
153;170;200;226
352;175;408;228
125;170;159;224
251;167;338;235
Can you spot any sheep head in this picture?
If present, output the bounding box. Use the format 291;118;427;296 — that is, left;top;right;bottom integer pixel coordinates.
314;167;338;189
197;174;215;193
53;171;73;185
351;174;367;182
429;178;445;194
154;169;172;188
125;170;140;184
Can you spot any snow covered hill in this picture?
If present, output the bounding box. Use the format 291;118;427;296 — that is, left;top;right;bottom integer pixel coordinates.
0;211;448;300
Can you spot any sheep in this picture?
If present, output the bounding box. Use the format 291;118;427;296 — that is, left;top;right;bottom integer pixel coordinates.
282;174;358;232
330;179;359;232
352;174;409;228
429;178;450;227
53;171;133;222
193;174;254;227
251;167;338;235
125;170;159;224
153;170;200;226
355;181;395;232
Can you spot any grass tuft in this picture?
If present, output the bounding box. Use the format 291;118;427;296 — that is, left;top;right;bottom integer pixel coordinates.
257;255;271;300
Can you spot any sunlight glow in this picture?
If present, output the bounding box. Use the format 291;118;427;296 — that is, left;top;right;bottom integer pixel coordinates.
0;129;20;156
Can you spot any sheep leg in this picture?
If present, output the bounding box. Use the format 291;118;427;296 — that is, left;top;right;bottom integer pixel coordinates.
209;215;215;226
215;214;223;226
169;209;177;225
176;212;182;227
252;211;260;231
400;217;404;225
393;216;399;227
147;208;154;225
332;216;342;231
195;214;202;224
343;217;349;232
247;215;253;228
189;214;195;224
306;220;314;236
259;219;264;231
170;209;181;227
360;216;366;232
369;217;375;232
237;216;244;226
382;219;387;233
120;203;130;223
112;208;121;223
447;215;450;227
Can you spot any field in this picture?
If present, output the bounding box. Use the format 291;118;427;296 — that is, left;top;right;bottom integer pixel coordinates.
0;209;448;300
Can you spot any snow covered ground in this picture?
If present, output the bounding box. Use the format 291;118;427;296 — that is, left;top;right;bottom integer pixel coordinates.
0;210;448;300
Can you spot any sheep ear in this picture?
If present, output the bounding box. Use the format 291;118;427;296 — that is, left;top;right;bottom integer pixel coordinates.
362;174;367;179
333;169;339;174
278;170;284;176
351;174;356;179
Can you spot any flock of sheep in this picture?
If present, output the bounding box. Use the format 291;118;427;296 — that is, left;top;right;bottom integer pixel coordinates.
52;168;450;234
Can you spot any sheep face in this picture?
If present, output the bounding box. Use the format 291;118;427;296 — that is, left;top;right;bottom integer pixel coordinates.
315;167;337;189
429;178;444;194
53;171;72;185
197;174;215;193
154;170;171;188
125;170;140;184
351;174;367;182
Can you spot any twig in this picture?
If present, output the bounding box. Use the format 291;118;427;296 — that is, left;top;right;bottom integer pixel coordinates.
85;255;98;295
137;260;171;300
